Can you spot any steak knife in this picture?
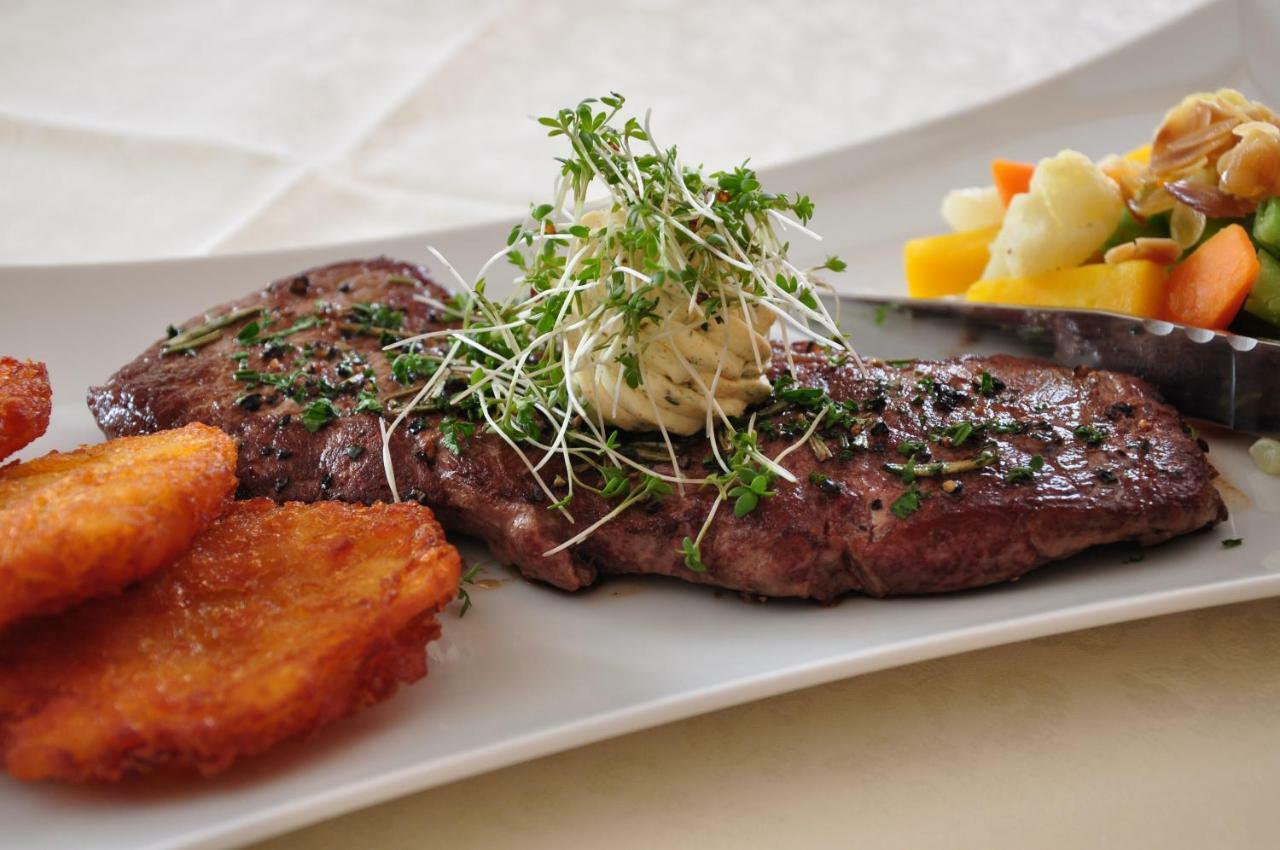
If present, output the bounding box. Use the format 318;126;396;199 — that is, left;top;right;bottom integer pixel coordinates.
831;295;1280;435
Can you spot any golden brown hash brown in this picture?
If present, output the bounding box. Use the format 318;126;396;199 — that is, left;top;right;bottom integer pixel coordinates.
0;358;51;461
0;499;461;782
0;423;237;629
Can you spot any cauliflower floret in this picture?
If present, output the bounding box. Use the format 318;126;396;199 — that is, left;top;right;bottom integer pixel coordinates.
982;150;1124;279
941;186;1005;231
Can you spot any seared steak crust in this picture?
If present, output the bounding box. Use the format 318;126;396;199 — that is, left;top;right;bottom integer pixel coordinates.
89;259;1227;600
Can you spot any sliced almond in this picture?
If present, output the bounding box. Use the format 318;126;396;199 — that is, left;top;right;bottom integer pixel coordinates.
1103;237;1182;266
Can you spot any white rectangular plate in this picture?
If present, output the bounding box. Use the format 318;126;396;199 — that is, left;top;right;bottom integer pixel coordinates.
2;2;1278;847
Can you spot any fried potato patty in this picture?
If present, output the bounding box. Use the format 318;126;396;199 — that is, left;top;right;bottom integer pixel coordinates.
0;423;237;628
0;499;460;782
0;358;51;461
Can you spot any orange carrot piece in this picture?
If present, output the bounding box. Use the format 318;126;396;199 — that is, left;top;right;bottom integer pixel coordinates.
992;159;1035;207
1162;224;1260;329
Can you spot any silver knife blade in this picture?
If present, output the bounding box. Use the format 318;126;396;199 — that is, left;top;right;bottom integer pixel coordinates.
831;295;1280;435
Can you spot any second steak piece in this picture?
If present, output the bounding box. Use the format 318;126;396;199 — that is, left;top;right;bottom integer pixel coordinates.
89;258;1227;601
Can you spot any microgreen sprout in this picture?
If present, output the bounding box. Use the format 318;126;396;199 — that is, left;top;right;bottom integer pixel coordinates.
456;563;483;617
380;93;859;570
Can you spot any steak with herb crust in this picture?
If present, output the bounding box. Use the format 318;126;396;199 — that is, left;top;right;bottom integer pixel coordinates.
88;258;1227;601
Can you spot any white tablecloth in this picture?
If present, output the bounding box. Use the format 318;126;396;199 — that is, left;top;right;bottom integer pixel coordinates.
10;2;1280;848
1;0;1203;261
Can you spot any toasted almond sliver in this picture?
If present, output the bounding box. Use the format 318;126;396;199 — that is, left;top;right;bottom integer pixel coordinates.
1103;237;1182;266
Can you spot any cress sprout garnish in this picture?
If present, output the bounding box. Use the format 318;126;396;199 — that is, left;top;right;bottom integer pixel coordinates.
379;93;859;570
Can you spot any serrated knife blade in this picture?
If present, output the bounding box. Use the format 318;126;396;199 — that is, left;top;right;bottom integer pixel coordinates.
833;295;1280;435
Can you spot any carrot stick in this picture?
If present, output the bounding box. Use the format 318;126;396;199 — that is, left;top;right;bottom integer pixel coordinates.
992;159;1035;207
1162;223;1260;329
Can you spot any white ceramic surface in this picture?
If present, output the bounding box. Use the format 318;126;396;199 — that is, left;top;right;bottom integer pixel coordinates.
1;2;1277;848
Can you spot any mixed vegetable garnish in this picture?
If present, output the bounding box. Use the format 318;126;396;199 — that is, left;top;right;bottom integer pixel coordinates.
905;89;1280;338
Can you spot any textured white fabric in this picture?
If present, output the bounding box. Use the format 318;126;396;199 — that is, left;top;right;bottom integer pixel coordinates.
2;0;1204;262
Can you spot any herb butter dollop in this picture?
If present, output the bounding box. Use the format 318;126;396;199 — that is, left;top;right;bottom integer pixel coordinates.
568;210;774;435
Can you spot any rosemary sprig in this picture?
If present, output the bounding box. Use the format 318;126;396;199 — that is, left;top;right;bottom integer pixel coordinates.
161;306;261;354
334;321;415;340
883;450;997;480
456;563;482;617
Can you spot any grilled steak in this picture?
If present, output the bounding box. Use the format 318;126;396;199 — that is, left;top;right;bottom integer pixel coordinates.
89;258;1227;601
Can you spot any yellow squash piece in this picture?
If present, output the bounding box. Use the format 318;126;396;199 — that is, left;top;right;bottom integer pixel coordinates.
904;225;1000;298
1124;144;1152;165
965;260;1168;317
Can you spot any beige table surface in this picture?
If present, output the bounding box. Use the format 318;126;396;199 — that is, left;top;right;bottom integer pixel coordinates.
6;1;1278;848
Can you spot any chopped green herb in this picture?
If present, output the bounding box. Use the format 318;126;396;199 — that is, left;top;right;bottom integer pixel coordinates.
976;371;1004;397
438;417;476;455
896;439;928;457
772;374;825;408
348;302;405;330
890;487;924;519
354;388;383;415
1004;454;1045;484
235;393;264;411
1222;538;1243;548
391;352;439;385
236;321;261;343
940;421;975;447
809;471;840;494
985;419;1028;435
234;368;294;387
1073;424;1108;446
768;375;861;433
301;398;340;433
